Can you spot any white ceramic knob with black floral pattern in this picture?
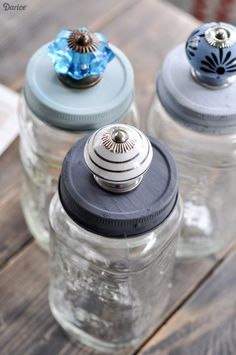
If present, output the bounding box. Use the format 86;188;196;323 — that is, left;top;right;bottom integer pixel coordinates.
185;22;236;87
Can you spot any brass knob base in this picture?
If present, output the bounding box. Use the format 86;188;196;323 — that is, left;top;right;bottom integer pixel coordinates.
57;73;102;89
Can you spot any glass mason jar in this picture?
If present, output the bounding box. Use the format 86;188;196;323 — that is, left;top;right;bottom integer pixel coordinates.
148;22;236;257
18;27;139;251
49;124;182;353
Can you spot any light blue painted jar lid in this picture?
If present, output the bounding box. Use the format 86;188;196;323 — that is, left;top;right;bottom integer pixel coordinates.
24;43;134;130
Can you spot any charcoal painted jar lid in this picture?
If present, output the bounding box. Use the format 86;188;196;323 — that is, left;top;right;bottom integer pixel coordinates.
157;22;236;133
24;27;134;131
59;124;178;238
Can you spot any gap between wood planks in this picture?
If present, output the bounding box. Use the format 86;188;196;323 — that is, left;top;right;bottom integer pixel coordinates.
0;239;34;273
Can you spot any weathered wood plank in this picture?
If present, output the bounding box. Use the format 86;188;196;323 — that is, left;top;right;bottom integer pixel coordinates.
0;139;31;266
100;0;199;121
139;246;236;355
0;243;124;355
0;0;139;89
0;244;71;355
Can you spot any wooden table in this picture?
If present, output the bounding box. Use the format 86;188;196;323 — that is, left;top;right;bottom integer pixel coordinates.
1;1;236;354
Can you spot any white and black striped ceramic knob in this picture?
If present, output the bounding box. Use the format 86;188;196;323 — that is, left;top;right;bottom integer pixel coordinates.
84;124;153;193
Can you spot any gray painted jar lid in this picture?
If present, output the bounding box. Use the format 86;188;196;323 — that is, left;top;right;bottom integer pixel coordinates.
59;132;178;238
24;43;134;130
157;43;236;134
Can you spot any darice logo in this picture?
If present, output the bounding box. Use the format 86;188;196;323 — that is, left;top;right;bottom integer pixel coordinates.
3;2;27;11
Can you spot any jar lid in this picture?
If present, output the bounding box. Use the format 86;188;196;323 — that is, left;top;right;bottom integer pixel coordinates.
59;127;178;238
24;30;134;131
157;43;236;133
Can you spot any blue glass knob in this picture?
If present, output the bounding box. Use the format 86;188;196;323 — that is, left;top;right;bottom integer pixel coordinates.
48;26;115;88
185;22;236;87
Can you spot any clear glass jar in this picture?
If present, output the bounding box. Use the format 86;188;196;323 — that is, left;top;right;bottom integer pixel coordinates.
19;96;139;251
19;26;139;251
48;123;181;353
148;97;236;257
49;193;182;353
148;21;236;258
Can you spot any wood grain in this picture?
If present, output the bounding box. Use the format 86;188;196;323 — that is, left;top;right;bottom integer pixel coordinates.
0;243;70;355
0;242;127;355
139;246;236;355
0;139;31;267
101;0;199;124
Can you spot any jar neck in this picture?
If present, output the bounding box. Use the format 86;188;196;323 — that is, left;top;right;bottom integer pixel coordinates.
50;193;182;270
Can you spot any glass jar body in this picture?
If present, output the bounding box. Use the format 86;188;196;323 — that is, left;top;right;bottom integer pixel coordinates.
148;96;236;257
18;93;139;251
49;193;182;353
